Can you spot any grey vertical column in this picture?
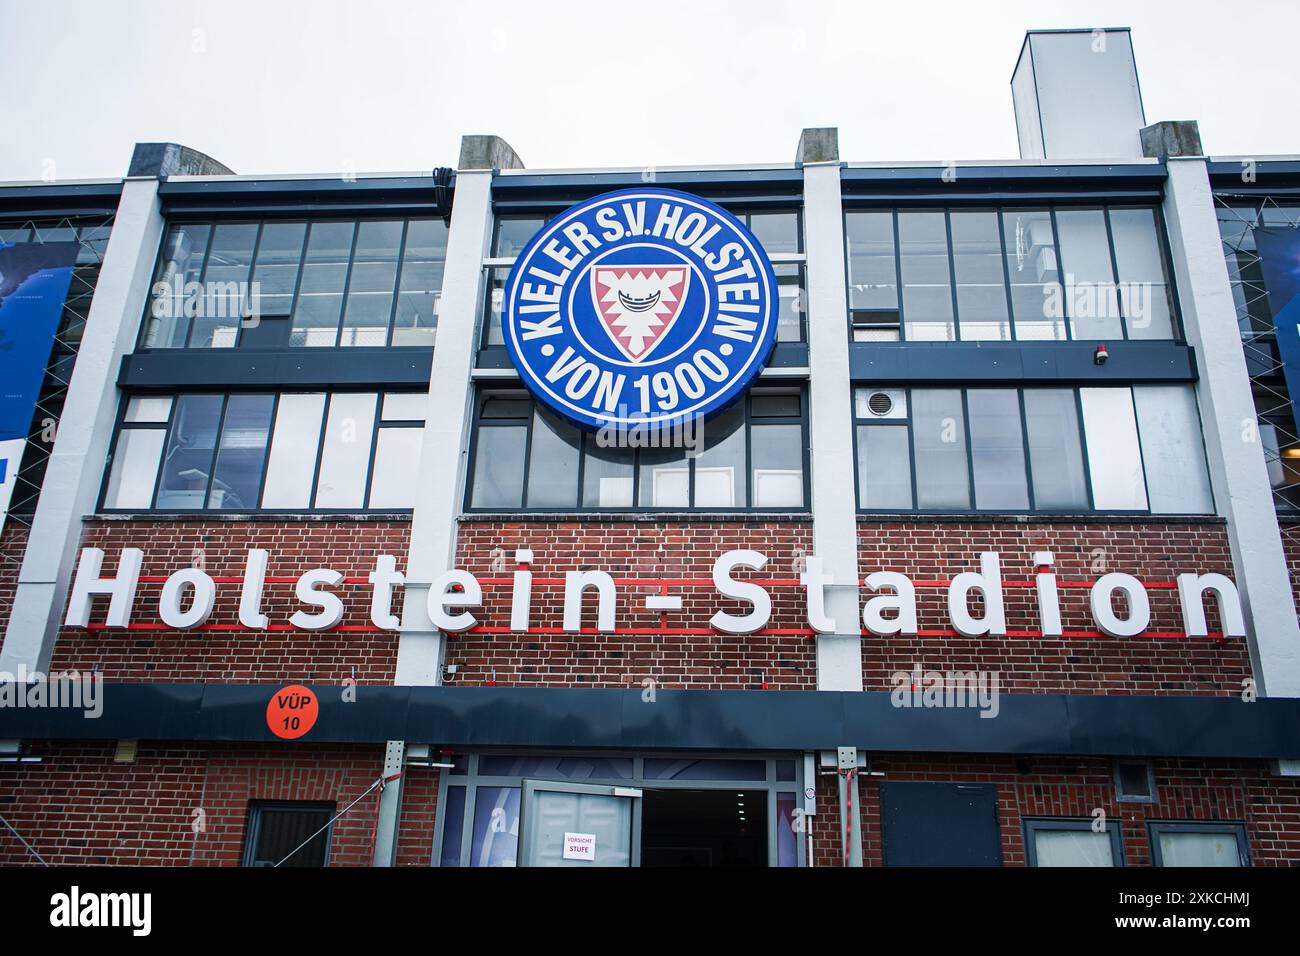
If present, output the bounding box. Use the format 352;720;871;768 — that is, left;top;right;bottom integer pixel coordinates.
373;136;524;866
798;129;863;692
1145;121;1300;697
0;147;189;673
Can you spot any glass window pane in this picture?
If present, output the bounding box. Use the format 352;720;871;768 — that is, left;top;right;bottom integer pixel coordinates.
967;389;1029;510
249;222;305;320
493;217;545;257
208;394;274;509
1025;389;1089;510
912;389;970;509
694;403;746;507
292;221;354;347
951;211;1010;341
262;393;326;509
314;393;377;508
103;428;165;509
1110;208;1175;339
775;264;803;343
752;422;804;507
1080;387;1148;510
341;220;402;346
476;755;633;778
776;794;798;867
439;786;466;867
144;224;210;349
845;211;897;311
369;427;421;509
1003;209;1065;340
1034;829;1115;866
393;218;447;346
525;410;580;508
898;211;954;341
470;425;527;508
581;433;635;507
481;396;531;419
1133;385;1213;514
124;396;172;423
381;392;426;422
747;211;800;255
155;395;223;509
1056;209;1122;339
192;223;257;348
639;446;690;508
1158;831;1242;867
470;786;520;867
856;425;912;509
752;392;802;418
643;758;767;780
483;267;507;346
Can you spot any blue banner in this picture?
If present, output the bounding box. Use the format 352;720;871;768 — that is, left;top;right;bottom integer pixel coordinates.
0;240;80;533
1254;225;1300;410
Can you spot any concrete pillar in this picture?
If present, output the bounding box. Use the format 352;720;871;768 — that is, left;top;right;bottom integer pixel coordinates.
392;135;522;686
0;171;167;673
1148;121;1300;697
798;129;863;692
375;136;522;866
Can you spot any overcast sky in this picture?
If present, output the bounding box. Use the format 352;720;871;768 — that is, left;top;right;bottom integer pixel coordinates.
2;0;1297;181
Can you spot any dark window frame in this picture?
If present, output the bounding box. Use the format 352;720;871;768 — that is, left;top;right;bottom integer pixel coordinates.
242;801;336;868
138;215;447;352
463;386;811;514
1113;758;1158;804
1023;817;1125;867
843;202;1184;345
99;388;425;515
1147;821;1250;867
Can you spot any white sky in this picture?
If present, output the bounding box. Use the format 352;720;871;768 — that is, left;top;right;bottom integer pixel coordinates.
1;0;1297;181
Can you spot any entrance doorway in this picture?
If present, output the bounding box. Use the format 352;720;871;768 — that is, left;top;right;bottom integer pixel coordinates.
641;789;768;867
434;753;803;867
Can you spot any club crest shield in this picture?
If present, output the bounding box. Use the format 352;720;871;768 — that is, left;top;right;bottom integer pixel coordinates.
501;188;779;430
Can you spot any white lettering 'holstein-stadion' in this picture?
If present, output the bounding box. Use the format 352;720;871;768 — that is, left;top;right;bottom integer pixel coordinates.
65;547;1245;640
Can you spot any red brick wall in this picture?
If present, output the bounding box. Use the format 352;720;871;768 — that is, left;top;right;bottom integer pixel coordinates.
449;519;816;689
50;519;409;684
0;523;29;638
859;520;1251;696
0;740;397;866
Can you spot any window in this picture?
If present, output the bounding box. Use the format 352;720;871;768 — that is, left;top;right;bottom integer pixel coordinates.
852;384;1213;515
1113;759;1156;803
466;389;808;511
846;204;1179;342
1148;822;1248;867
1024;818;1123;867
482;209;805;348
140;217;447;350
243;802;335;867
102;391;425;512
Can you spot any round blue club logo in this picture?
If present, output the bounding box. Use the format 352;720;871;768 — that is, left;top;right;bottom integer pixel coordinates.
502;187;779;430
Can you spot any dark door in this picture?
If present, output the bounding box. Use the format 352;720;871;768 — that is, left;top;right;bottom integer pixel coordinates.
879;782;1002;866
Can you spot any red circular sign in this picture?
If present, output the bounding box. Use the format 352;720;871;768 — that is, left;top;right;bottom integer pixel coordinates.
266;684;319;740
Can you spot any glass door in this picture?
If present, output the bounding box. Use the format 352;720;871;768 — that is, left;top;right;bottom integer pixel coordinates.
518;780;640;867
